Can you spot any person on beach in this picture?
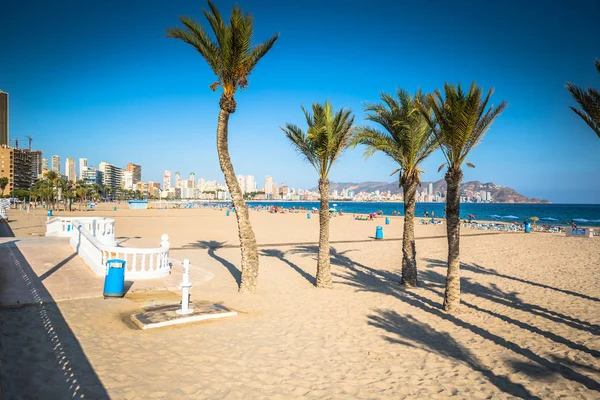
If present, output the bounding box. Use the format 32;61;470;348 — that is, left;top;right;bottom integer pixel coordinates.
425;210;429;218
431;211;435;223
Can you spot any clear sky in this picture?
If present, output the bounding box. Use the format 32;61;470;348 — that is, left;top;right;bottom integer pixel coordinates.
1;0;599;203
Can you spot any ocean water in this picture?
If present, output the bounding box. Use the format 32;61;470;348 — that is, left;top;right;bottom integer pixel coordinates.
245;201;600;226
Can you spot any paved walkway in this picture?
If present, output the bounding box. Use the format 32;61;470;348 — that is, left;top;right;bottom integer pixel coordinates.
0;237;213;307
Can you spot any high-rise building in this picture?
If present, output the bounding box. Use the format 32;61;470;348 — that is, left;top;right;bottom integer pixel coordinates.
429;183;433;196
65;158;76;182
30;150;42;180
236;175;246;193
98;161;123;188
245;175;255;193
81;166;103;185
51;155;60;173
265;176;273;195
126;163;142;184
0;147;36;194
163;170;171;190
79;158;87;179
0;90;8;146
189;172;195;188
42;158;48;171
175;172;181;188
122;170;134;189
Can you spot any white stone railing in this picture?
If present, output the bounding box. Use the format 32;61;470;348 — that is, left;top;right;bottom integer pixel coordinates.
68;221;171;279
47;217;116;246
46;216;171;279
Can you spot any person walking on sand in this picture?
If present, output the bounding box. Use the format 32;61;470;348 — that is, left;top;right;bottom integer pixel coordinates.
425;210;429;218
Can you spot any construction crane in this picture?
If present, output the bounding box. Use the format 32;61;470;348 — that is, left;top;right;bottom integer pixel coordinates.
9;137;18;149
25;135;33;150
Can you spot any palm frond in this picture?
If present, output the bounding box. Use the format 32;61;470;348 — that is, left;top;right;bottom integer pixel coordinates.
423;82;507;168
282;102;355;179
358;89;439;185
167;0;279;98
566;64;600;138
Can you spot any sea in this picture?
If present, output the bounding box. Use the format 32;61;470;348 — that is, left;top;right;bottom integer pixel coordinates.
245;201;600;226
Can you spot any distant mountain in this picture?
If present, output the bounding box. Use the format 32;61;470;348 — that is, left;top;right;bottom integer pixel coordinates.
315;180;550;203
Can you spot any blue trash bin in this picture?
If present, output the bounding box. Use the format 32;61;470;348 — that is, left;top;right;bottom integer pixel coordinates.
307;213;311;219
104;259;126;298
47;209;53;217
226;210;230;216
385;217;390;225
113;206;117;211
375;226;384;239
524;222;531;233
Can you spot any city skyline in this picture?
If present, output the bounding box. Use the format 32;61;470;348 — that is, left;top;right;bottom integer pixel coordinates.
1;1;599;203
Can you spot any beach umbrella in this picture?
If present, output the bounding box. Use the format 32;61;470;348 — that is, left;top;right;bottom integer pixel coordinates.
529;216;539;226
467;214;476;219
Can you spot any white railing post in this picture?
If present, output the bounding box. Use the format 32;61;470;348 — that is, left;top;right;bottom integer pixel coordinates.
177;259;193;315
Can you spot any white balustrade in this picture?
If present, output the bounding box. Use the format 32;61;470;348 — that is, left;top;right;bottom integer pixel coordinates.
47;217;117;246
54;216;171;279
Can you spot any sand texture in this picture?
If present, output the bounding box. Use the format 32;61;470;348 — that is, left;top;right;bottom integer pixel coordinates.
1;204;599;399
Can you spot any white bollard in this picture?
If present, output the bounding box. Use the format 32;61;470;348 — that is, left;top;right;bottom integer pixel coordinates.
176;259;193;315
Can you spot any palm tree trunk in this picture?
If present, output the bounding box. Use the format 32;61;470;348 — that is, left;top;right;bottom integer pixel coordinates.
400;178;418;287
216;107;259;293
316;178;332;288
443;167;463;313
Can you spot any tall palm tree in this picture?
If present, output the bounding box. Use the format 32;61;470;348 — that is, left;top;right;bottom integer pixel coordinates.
419;82;507;313
167;1;278;293
282;102;355;288
353;89;437;287
566;60;600;138
43;170;60;210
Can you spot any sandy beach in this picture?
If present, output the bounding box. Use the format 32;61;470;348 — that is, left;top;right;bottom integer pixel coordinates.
1;203;599;399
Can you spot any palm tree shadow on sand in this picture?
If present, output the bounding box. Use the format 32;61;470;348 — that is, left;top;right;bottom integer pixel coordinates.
260;248;316;285
331;252;600;396
189;241;241;288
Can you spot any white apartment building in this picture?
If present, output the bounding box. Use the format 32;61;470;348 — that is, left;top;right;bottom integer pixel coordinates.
65;158;76;182
79;158;87;179
265;175;273;195
99;161;123;188
245;175;255;193
51;155;60;173
122;170;134;190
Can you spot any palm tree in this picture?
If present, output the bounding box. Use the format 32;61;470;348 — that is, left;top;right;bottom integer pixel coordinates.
566;60;600;138
167;1;278;293
420;82;507;313
281;102;355;288
353;89;437;287
0;177;8;196
43;170;60;210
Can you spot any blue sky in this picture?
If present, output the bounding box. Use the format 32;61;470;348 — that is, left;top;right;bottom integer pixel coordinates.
1;0;599;203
